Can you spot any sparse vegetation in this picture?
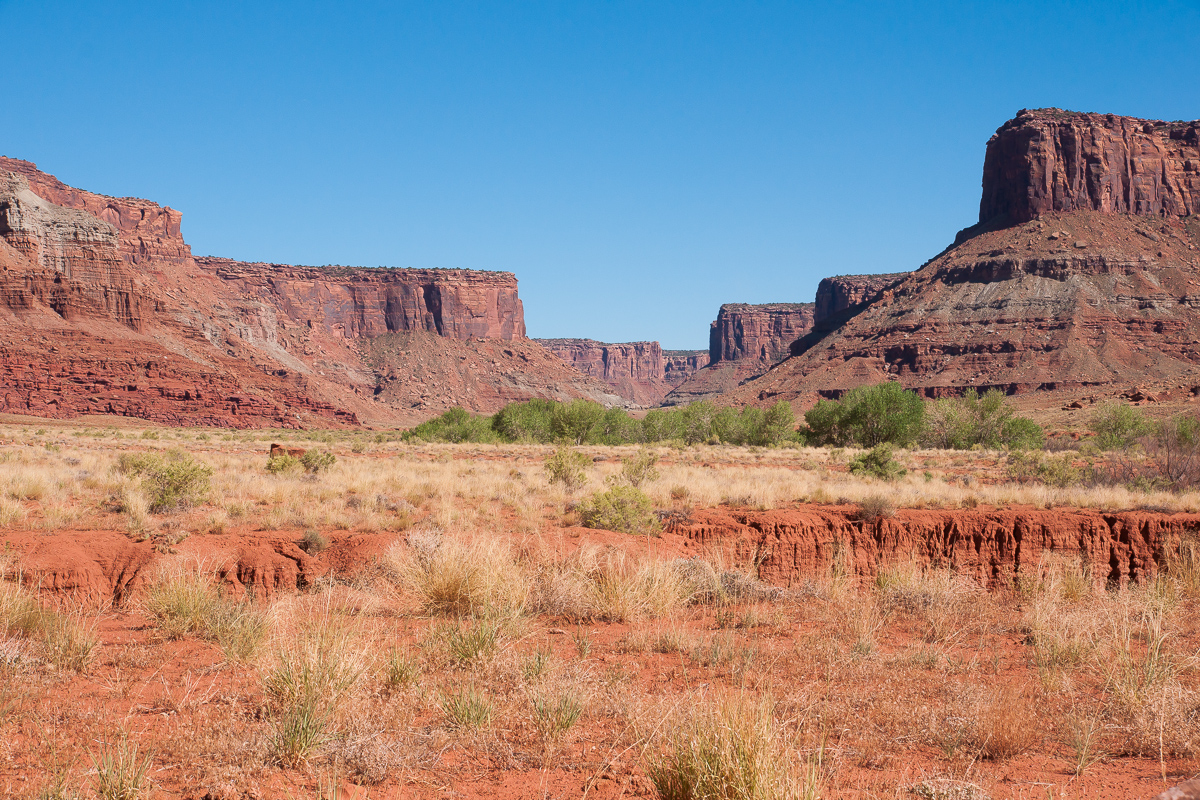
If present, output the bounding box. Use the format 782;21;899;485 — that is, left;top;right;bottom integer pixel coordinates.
578;485;659;534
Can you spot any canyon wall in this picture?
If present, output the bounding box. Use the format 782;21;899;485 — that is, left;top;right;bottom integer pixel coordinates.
709;303;814;364
980;109;1200;225
536;338;693;406
663;350;710;386
0;159;618;427
725;109;1200;409
0;157;192;266
812;273;907;332
198;257;526;342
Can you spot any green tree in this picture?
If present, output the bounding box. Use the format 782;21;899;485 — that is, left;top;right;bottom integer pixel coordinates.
1090;402;1153;451
550;400;606;444
804;383;924;447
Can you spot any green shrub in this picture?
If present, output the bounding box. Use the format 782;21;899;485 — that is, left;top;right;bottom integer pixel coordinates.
1001;416;1046;450
300;449;336;474
406;407;497;443
1007;451;1081;488
804;382;925;447
266;453;301;474
641;408;683;443
491;398;556;443
544;446;590;492
550;400;607;444
1090;402;1153;451
118;449;212;513
848;444;907;481
578;486;659;534
614;449;659;489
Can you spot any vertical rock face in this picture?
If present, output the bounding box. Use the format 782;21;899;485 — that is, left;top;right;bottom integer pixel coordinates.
979;109;1200;225
0;159;613;427
197;257;526;342
812;273;907;333
0;157;192;266
663;350;710;386
708;303;814;364
534;339;665;406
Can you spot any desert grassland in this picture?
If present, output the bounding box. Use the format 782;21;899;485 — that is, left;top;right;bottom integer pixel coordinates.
0;423;1199;798
0;423;1197;537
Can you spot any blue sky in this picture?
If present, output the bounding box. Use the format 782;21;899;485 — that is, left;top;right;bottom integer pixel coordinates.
2;1;1197;349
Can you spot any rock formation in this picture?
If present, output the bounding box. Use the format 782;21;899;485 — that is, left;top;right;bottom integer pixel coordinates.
812;273;907;332
980;109;1200;225
535;339;710;406
663;350;710;386
200;257;525;341
723;109;1200;410
709;303;815;364
668;505;1198;589
0;159;619;427
662;303;815;405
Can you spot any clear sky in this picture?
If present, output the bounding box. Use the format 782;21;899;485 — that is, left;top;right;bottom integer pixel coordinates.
2;1;1197;349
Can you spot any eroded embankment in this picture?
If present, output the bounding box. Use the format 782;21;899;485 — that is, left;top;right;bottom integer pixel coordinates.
668;505;1200;588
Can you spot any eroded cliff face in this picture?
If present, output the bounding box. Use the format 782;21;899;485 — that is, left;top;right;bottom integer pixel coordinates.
661;304;814;406
663;350;710;386
0;159;610;427
980;109;1200;225
725;108;1200;410
198;257;526;342
669;505;1198;589
812;274;907;332
535;339;668;406
0;157;191;266
709;303;814;363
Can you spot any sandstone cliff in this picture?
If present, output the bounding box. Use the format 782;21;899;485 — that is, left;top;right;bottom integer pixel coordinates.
663;350;710;385
980;109;1200;225
199;257;525;341
0;159;614;427
724;108;1200;412
662;303;815;406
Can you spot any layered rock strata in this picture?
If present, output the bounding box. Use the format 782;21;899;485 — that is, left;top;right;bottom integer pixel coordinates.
0;159;613;427
199;257;525;342
725;109;1200;410
662;303;815;405
669;505;1198;589
980;109;1200;225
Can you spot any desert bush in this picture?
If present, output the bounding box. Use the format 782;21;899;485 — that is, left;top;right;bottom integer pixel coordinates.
921;389;1042;450
91;735;152;800
803;382;925;447
406;406;498;443
532;690;584;741
578;486;659;534
118;449;212;512
544;446;589;493
442;686;493;729
1007;451;1080;487
491;398;556;443
265;453;301;474
300;449;336;474
1145;414;1200;489
1090;402;1153;451
857;494;896;522
143;571;267;662
973;687;1039;760
0;581;96;672
646;692;809;800
387;533;528;617
848;444;907;481
532;547;694;622
300;529;329;554
613;448;659;489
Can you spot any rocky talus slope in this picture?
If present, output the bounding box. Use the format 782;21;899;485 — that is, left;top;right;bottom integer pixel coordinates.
0;158;618;427
724;108;1200;411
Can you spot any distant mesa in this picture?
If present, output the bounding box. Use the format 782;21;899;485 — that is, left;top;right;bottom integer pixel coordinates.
535;339;707;407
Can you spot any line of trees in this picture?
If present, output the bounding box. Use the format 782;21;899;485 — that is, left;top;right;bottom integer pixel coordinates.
404;383;1047;450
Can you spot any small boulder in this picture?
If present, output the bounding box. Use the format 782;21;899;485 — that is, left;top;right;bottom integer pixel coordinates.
1153;778;1200;800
